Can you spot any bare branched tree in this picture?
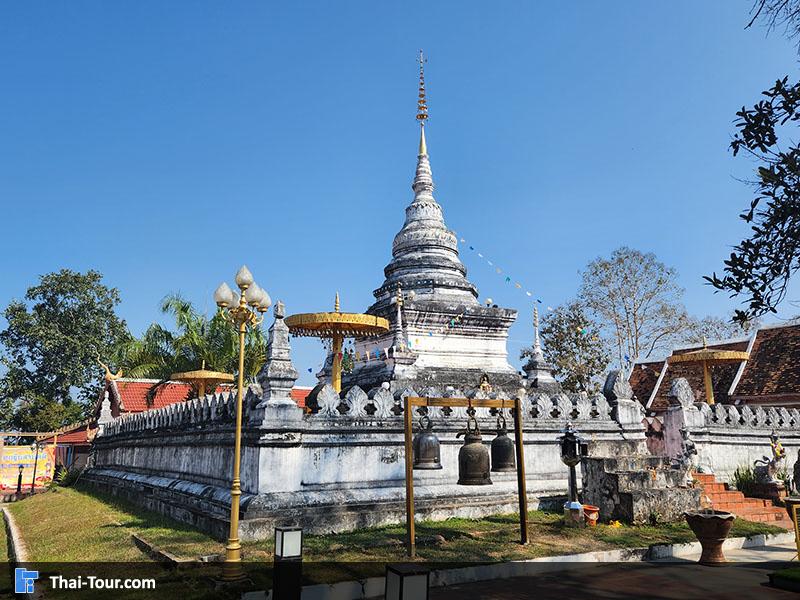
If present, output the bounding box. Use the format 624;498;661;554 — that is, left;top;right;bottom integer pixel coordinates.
580;247;690;365
747;0;800;46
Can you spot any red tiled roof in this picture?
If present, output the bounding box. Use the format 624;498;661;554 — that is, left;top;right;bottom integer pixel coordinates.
114;380;196;413
629;361;663;405
732;323;800;403
39;423;93;446
632;339;749;411
291;386;313;408
95;378;312;418
632;323;800;410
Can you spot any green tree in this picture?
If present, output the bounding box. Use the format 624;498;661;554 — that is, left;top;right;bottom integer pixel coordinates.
705;76;800;323
521;301;610;394
118;294;268;402
0;269;130;430
705;2;800;322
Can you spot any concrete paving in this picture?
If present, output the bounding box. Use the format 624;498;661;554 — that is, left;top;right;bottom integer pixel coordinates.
430;543;799;599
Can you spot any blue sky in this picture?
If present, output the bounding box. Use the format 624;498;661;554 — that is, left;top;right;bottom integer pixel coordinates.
1;1;799;385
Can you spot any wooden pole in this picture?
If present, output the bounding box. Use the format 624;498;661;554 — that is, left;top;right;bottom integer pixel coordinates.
514;397;529;544
403;396;416;558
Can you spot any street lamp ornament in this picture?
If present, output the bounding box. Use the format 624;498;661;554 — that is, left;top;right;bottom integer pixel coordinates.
214;265;271;581
558;422;588;526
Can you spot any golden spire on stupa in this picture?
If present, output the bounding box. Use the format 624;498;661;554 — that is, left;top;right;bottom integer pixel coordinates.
417;49;428;156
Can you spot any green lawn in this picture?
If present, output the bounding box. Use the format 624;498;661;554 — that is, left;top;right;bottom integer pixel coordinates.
5;484;785;566
6;486;217;562
2;485;788;597
0;508;9;597
0;509;7;562
774;567;800;582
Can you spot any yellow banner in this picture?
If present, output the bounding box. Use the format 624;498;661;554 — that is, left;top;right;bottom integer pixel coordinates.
0;445;55;492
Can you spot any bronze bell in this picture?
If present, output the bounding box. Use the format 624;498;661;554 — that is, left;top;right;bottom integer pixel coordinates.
413;415;443;470
456;416;492;485
491;415;516;472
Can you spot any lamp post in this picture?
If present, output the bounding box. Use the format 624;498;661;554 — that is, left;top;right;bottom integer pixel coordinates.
273;526;303;600
214;265;272;580
558;422;588;526
29;442;41;495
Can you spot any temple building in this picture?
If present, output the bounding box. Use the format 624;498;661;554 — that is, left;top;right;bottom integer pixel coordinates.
341;55;520;394
630;320;800;411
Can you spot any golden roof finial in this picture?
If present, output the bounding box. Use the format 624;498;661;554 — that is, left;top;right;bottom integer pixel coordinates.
335;292;340;313
96;352;123;382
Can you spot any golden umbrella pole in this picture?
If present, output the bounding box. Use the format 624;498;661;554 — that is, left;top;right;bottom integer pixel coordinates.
331;333;344;393
702;361;715;405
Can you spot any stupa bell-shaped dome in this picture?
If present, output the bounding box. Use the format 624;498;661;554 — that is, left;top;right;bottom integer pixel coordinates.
374;125;479;307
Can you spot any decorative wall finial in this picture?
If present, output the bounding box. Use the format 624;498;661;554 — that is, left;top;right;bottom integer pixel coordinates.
335;292;340;313
533;307;541;352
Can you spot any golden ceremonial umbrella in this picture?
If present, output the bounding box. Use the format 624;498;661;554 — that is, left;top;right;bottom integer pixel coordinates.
666;338;749;404
285;293;389;393
171;360;234;399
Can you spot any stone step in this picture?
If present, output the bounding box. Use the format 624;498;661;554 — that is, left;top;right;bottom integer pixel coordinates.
713;500;783;514
693;472;794;530
702;482;728;493
707;490;744;503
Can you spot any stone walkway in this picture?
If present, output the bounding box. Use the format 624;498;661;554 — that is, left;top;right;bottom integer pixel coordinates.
430;543;798;599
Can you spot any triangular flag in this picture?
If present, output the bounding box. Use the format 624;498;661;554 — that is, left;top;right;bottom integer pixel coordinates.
505;276;511;282
478;253;483;258
526;291;532;296
515;282;522;288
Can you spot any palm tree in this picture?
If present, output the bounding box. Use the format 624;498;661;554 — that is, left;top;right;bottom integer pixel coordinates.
117;294;268;404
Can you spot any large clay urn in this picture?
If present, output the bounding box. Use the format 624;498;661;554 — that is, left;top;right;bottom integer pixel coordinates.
684;511;735;566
